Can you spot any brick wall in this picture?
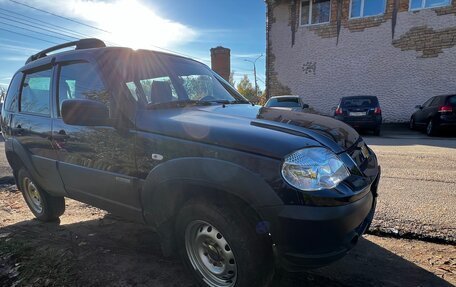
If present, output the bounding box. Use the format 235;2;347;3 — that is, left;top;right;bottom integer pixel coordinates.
266;0;456;122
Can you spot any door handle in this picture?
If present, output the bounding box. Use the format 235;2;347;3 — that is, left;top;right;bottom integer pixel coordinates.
54;129;69;141
15;124;24;135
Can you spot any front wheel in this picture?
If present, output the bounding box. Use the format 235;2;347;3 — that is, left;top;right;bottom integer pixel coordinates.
426;120;437;137
176;200;273;287
17;168;65;221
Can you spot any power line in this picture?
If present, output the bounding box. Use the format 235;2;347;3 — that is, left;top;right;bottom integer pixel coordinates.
0;15;78;40
0;8;93;39
7;0;110;33
0;27;59;45
3;1;211;63
0;20;73;42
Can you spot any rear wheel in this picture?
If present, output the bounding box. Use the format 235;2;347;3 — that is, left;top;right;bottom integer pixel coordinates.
17;168;65;221
426;120;437;137
176;199;273;287
373;127;381;136
409;117;416;130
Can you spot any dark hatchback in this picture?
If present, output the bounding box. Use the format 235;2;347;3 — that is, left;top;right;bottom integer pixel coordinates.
410;94;456;136
1;39;380;287
334;96;382;136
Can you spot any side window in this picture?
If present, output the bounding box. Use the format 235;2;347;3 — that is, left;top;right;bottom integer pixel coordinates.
58;62;109;115
20;69;52;115
430;97;441;107
4;72;23;112
422;98;433;108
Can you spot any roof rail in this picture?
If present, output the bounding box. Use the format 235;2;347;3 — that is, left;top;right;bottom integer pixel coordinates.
25;38;106;64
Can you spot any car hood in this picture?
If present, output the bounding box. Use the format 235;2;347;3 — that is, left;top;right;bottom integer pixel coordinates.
136;104;359;158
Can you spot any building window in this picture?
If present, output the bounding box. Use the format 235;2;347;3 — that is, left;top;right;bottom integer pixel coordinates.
350;0;386;18
410;0;451;10
300;0;331;26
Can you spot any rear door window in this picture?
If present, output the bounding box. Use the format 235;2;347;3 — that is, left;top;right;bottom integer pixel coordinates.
4;72;22;112
20;69;52;115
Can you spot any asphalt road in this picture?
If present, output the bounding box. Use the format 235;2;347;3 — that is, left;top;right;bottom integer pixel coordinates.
363;127;456;243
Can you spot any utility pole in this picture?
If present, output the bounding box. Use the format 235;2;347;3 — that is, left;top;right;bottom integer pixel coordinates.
244;54;263;98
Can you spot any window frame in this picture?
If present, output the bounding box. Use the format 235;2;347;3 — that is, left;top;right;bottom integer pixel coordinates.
4;72;23;113
299;0;332;26
409;0;452;11
19;66;54;117
349;0;387;19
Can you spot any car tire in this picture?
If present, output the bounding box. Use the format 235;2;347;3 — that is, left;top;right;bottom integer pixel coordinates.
426;120;437;137
409;117;416;130
373;127;381;136
175;199;273;287
17;168;65;222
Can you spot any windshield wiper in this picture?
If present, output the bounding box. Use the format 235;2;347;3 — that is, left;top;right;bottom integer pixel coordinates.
146;100;212;110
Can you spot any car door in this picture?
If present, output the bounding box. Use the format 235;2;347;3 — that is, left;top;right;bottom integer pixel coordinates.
52;60;142;222
10;66;65;195
415;97;434;125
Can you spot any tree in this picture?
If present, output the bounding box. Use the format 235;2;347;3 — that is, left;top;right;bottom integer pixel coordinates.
0;86;6;102
229;72;236;87
236;75;260;103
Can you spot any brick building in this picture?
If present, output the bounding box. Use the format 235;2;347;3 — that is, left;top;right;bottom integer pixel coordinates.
266;0;456;122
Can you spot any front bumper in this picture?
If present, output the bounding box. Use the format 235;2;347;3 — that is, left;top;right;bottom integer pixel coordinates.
260;169;379;271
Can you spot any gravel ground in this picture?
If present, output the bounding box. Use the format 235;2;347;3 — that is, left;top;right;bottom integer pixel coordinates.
0;129;455;286
364;129;456;243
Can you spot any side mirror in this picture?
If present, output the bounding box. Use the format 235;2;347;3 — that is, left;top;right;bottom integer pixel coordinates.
61;99;109;126
302;104;310;109
415;105;422;109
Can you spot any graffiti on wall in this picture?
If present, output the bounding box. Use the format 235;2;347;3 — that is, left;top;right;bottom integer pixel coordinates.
302;62;317;75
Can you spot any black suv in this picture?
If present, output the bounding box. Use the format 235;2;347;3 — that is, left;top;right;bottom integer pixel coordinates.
1;39;380;287
410;95;456;136
334;96;382;136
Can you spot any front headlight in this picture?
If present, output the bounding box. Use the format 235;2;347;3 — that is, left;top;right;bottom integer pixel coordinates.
281;147;350;191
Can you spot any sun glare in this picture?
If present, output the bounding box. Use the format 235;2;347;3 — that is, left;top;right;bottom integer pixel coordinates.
63;0;196;50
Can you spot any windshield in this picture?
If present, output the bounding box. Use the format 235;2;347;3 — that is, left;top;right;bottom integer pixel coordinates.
110;50;248;108
265;97;301;108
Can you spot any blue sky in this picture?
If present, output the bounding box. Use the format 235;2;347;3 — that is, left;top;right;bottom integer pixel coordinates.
0;0;266;89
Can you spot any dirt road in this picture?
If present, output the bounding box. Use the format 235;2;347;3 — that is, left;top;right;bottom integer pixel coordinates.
1;129;455;286
1;187;455;287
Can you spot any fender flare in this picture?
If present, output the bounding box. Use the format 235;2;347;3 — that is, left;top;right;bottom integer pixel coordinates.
140;157;283;230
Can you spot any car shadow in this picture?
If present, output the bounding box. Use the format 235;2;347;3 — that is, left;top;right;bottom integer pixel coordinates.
0;215;452;287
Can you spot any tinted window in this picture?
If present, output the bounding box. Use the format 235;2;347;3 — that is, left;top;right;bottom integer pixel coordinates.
447;95;456;106
20;69;52;115
4;72;22;112
341;97;377;107
266;98;301;108
422;97;433;107
430;97;442;107
58;62;109;115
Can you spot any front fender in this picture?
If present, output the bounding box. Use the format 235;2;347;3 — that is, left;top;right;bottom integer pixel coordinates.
141;157;283;229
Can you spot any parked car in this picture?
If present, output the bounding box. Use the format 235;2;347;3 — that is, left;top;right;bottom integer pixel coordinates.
410;94;456;136
1;39;380;287
264;95;309;112
334;96;382;136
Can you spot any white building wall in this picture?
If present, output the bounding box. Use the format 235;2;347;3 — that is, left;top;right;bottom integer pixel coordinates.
269;4;456;122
